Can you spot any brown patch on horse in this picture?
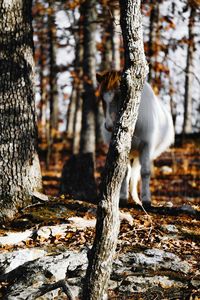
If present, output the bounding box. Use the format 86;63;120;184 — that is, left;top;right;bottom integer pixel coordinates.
96;71;121;116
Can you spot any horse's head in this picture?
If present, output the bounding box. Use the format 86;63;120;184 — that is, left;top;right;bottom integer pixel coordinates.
96;71;121;132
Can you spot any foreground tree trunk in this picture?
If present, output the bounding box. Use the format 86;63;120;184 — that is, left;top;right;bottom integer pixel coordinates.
82;0;148;299
0;0;42;223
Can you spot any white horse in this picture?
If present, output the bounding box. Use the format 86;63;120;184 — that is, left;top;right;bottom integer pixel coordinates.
97;71;174;205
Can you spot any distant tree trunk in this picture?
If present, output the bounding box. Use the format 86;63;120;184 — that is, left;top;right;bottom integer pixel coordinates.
148;0;159;84
182;5;196;135
66;13;84;152
82;0;148;299
80;0;97;155
0;0;42;223
95;5;113;146
60;1;97;200
78;0;97;199
38;41;48;142
101;6;112;71
111;4;121;70
72;90;83;154
169;78;177;129
66;87;77;139
72;16;84;154
47;2;59;168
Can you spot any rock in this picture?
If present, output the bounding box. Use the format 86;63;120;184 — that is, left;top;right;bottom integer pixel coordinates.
161;224;179;234
160;166;173;174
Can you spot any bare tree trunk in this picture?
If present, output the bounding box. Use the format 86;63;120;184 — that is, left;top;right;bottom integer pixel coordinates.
0;0;42;223
77;0;97;199
72;88;83;154
66;12;84;152
80;0;97;155
96;5;113;146
82;0;148;299
47;2;59;168
38;42;48;141
72;18;84;154
101;6;112;71
111;4;121;70
148;0;159;84
60;1;97;200
182;5;196;135
66;87;77;139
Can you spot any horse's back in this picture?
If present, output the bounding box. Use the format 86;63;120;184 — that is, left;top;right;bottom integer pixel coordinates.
133;82;174;157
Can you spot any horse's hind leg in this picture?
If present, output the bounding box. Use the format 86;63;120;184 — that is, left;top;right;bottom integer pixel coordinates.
139;143;151;205
129;158;141;205
120;164;131;205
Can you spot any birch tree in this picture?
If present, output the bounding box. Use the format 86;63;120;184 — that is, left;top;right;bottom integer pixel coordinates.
82;0;148;299
0;0;42;223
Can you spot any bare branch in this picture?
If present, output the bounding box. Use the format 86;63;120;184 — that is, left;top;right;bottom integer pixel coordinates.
26;279;74;300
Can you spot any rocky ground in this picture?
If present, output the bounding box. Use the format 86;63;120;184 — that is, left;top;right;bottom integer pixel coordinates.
0;139;199;299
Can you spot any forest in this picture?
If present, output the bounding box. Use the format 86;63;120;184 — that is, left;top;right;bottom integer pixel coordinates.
0;0;200;299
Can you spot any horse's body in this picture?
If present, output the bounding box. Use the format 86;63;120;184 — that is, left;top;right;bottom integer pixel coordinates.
97;71;174;205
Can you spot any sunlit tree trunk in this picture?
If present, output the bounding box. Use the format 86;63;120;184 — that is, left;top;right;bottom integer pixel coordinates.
0;0;42;223
72;15;84;154
111;4;121;70
66;87;76;139
183;5;196;135
148;0;159;85
82;0;148;298
80;0;97;155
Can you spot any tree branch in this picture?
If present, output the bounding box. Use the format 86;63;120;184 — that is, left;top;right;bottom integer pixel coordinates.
26;279;74;300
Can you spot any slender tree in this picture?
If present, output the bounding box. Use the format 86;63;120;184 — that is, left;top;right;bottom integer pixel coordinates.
0;0;42;223
46;1;59;167
80;0;97;156
148;0;160;85
183;1;196;135
71;10;84;154
82;0;148;298
60;0;97;200
111;2;121;70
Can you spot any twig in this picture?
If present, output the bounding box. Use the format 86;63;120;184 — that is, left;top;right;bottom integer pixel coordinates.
140;204;153;240
26;279;74;300
167;56;200;86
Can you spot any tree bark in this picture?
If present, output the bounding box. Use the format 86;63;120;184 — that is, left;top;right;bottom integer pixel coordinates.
46;2;59;168
182;5;196;135
111;5;121;70
0;0;42;223
66;86;77;139
66;11;84;151
101;5;112;71
80;0;97;156
72;14;84;154
74;0;97;200
60;1;97;201
148;0;159;84
82;0;148;299
38;41;48;142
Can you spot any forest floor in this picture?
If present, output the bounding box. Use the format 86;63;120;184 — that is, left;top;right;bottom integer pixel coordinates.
0;138;199;299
